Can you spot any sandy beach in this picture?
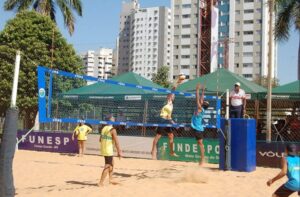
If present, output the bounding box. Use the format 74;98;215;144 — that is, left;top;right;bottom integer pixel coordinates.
13;150;298;197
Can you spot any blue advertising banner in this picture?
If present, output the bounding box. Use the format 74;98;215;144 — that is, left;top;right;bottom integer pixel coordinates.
17;130;78;153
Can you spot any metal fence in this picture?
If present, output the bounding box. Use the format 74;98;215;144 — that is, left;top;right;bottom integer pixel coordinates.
42;98;300;142
2;98;299;142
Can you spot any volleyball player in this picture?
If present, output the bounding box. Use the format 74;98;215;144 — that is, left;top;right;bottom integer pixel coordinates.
267;144;300;197
191;83;209;166
72;123;92;157
98;114;122;187
151;78;183;160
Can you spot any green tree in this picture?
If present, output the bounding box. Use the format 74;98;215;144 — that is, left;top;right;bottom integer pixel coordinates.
253;75;279;88
151;66;171;88
0;11;83;128
274;0;300;80
4;0;82;35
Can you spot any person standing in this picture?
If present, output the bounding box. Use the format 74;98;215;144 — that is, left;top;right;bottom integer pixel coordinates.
72;123;93;157
191;83;209;166
267;144;300;197
229;82;246;118
98;115;122;187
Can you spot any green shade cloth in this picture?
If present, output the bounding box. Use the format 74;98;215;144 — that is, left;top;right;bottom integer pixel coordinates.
177;68;266;97
64;72;166;95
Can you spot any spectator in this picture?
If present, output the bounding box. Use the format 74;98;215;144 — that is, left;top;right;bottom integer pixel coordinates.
229;82;246;118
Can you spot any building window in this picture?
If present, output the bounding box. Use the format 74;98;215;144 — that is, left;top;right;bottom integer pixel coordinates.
243;31;253;35
235;21;240;25
256;8;262;13
244;9;254;14
174;15;180;19
243;74;253;78
182;4;191;8
182;24;191;28
235;53;239;57
243;63;253;67
235;42;240;47
181;55;190;59
182;35;191;38
243;52;253;57
243;41;253;46
181;65;189;69
244;20;253;24
182;14;191;18
182;45;190;49
236;63;239;68
175;25;179;29
235;10;240;15
244;0;254;2
256;19;262;24
175;5;180;9
175;55;179;59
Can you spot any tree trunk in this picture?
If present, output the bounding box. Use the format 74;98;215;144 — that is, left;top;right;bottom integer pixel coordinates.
23;108;38;129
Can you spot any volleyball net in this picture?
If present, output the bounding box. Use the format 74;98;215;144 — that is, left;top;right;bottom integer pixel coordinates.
38;66;221;130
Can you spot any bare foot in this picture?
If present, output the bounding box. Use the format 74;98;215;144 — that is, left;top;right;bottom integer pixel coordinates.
97;182;104;187
170;152;179;157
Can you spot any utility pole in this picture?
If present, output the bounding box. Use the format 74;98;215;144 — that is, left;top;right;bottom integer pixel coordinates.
266;0;274;142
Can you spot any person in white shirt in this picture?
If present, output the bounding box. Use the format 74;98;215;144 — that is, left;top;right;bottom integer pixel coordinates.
229;82;246;118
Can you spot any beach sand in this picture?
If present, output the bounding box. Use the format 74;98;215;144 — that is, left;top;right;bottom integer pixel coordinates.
13;150;298;197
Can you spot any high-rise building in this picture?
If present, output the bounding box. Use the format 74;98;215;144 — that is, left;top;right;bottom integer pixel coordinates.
130;7;172;79
220;0;277;80
171;0;200;80
81;48;113;83
117;0;139;74
117;1;172;80
172;0;276;81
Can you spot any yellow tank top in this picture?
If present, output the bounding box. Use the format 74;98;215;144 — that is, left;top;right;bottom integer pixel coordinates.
160;103;173;119
101;125;114;156
75;125;92;141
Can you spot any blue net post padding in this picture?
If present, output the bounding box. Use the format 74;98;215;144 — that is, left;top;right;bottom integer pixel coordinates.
37;66;222;129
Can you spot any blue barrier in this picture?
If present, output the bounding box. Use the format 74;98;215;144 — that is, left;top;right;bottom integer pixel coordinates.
219;118;256;172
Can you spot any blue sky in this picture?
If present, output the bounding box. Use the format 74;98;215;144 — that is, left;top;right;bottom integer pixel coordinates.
0;0;298;85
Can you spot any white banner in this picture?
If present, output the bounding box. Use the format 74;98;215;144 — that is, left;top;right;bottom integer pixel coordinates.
85;135;153;159
210;5;219;72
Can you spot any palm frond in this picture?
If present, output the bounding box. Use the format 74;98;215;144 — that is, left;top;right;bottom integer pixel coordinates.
57;0;75;35
17;0;34;12
4;0;22;10
275;1;294;40
292;1;300;30
65;0;82;16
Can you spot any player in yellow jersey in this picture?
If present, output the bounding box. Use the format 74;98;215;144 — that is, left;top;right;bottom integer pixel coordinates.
72;123;92;157
151;77;183;159
98;114;122;187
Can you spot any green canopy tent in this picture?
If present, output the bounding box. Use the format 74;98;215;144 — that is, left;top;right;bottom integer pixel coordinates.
270;80;300;100
64;72;166;98
57;72;169;126
177;68;266;99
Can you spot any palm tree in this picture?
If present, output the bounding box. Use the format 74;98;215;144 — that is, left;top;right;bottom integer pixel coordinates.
274;0;300;80
4;0;82;35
